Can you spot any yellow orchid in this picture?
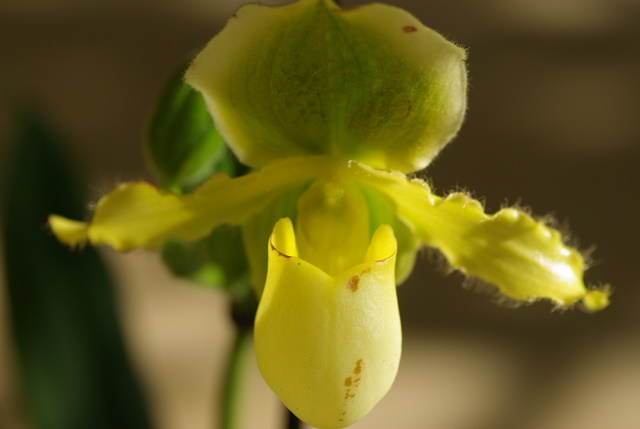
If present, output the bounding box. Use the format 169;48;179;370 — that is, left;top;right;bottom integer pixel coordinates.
49;0;610;428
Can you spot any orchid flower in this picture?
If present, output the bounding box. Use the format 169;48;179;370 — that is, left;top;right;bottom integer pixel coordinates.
48;0;610;427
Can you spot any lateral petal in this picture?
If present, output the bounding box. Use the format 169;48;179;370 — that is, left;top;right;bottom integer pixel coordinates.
49;156;336;251
346;161;610;311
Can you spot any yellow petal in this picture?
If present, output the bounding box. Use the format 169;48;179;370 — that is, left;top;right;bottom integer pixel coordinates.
49;156;338;251
255;218;401;429
343;161;610;311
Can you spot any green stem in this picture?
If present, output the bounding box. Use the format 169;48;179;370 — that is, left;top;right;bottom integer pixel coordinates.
287;409;302;429
221;326;252;429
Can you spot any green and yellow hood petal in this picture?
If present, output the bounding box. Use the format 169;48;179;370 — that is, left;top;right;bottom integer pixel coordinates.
185;0;466;173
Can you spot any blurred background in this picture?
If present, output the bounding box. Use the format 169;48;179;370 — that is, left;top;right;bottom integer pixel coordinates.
0;0;639;428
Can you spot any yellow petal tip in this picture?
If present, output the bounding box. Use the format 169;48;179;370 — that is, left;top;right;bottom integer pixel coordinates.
365;223;397;263
581;287;611;313
270;218;299;258
48;214;88;247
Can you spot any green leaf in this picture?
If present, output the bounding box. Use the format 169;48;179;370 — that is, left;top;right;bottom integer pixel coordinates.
147;60;255;295
161;224;250;292
2;110;153;429
146;60;227;193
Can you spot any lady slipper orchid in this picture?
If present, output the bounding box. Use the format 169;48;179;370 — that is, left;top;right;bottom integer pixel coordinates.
48;0;610;427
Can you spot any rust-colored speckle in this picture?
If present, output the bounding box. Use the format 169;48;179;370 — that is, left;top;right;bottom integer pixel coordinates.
361;267;371;275
354;359;363;375
189;60;196;69
347;275;359;292
406;99;413;117
403;25;418;33
270;242;291;259
338;419;344;422
343;360;364;402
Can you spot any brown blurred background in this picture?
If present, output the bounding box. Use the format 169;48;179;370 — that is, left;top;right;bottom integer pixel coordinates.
1;0;639;428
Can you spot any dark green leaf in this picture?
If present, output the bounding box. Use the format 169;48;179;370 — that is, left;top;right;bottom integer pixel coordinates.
161;224;250;293
146;61;227;193
152;60;252;293
2;110;153;429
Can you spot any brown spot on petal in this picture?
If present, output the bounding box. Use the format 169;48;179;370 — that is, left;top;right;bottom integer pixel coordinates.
347;275;359;292
354;359;363;375
403;25;417;33
343;360;364;403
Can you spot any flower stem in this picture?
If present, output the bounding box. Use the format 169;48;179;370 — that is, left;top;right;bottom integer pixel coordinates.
287;409;302;429
221;326;252;429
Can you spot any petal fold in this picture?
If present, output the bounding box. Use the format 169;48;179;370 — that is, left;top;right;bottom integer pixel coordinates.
255;218;401;428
